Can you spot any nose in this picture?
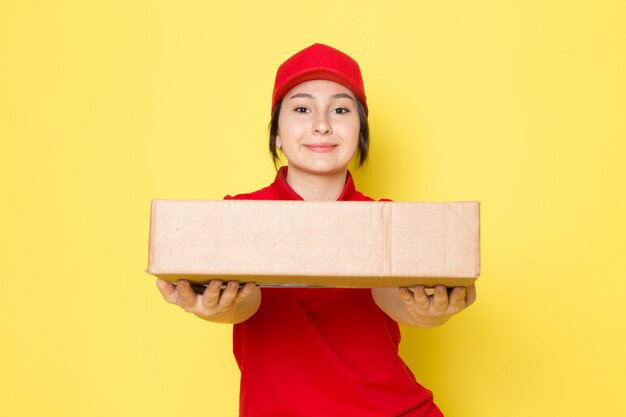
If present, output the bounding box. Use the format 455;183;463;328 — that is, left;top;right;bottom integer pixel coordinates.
313;113;332;135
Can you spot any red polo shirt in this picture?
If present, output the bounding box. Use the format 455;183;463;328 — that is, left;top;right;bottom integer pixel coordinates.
225;167;443;417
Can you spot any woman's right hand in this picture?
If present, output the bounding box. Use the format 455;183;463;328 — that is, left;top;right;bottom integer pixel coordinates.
156;279;261;324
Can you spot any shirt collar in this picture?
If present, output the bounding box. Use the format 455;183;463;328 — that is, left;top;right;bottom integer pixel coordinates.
271;166;357;201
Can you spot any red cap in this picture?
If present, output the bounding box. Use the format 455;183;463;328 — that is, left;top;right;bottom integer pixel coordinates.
271;43;368;114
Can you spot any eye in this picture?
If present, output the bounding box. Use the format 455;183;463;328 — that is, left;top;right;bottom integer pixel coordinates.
333;107;350;115
294;106;310;113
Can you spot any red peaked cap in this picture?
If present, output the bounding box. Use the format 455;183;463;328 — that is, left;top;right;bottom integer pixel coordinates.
271;43;368;115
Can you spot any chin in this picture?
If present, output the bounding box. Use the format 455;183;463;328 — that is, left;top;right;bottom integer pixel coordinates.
287;161;342;175
306;165;349;176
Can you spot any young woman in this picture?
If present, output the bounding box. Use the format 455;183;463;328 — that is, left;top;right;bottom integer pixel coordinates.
156;43;476;417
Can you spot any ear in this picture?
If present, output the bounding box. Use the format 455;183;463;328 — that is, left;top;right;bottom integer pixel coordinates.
276;135;282;149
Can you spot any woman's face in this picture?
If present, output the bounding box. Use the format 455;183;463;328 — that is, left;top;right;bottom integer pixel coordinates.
276;79;360;177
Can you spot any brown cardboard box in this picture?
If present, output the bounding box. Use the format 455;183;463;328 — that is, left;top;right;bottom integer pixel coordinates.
147;200;480;287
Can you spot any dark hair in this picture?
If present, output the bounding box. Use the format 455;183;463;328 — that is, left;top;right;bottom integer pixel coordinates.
269;98;369;170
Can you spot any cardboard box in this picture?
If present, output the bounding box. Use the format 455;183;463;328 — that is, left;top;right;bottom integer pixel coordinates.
147;200;480;288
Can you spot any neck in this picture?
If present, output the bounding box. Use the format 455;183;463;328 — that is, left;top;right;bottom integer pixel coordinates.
285;168;347;201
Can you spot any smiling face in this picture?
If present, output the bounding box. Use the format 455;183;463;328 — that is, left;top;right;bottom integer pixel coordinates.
276;80;361;178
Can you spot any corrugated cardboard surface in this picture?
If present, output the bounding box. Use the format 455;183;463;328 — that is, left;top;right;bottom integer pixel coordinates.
147;200;480;287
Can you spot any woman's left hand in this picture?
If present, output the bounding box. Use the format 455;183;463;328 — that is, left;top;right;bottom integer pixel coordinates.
372;285;476;328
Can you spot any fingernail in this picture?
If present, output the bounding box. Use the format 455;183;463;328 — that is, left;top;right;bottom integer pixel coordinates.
156;279;166;289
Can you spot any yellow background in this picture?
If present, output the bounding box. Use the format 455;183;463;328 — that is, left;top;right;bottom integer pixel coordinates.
1;1;625;416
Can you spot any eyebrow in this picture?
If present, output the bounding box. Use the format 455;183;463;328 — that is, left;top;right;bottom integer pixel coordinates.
288;93;355;101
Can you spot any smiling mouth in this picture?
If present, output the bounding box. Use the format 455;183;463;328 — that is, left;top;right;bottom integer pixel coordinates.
304;143;337;153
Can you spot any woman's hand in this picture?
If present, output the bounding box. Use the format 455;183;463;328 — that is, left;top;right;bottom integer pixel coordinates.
372;285;476;328
156;279;261;324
